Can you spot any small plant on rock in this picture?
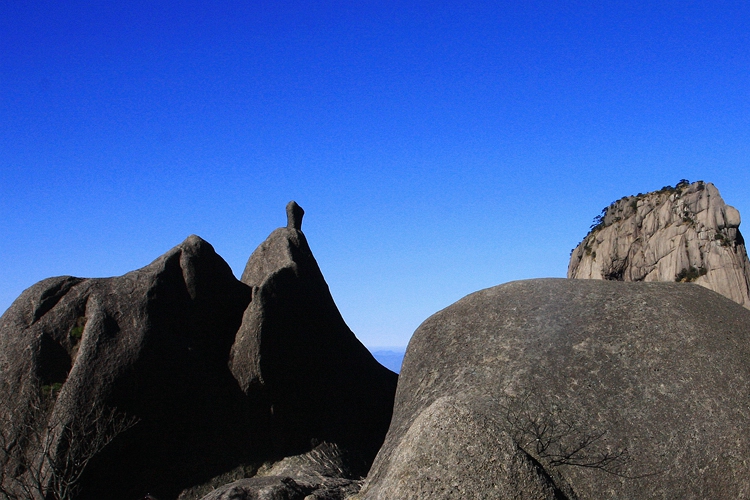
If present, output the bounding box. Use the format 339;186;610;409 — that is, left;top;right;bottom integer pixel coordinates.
40;383;64;398
675;266;707;283
69;317;86;343
714;233;731;247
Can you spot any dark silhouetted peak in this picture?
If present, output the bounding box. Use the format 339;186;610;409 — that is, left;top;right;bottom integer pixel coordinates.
286;200;304;230
230;203;397;473
1;207;397;500
0;236;253;500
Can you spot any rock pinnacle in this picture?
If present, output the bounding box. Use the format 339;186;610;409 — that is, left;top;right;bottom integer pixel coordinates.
286;201;304;230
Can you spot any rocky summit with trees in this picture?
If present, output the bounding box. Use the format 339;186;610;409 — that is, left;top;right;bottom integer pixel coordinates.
569;180;750;308
3;191;750;499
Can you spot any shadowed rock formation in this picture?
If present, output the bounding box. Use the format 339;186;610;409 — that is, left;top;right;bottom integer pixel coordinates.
569;180;750;308
200;442;363;500
0;203;397;500
359;279;750;499
286;200;305;230
0;236;256;500
230;201;397;475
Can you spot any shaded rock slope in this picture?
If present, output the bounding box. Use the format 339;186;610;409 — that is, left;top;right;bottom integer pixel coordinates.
0;202;396;500
359;279;750;499
0;236;254;500
230;202;397;473
568;180;750;308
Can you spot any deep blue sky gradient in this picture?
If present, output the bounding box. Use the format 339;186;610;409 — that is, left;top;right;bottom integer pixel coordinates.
2;1;749;347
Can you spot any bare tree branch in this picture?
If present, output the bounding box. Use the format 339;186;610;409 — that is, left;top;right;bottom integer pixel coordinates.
497;390;636;478
0;384;138;500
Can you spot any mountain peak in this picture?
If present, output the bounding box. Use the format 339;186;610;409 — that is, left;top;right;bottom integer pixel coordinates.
568;180;750;308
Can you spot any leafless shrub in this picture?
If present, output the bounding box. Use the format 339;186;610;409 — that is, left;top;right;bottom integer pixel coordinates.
0;387;138;500
498;390;633;477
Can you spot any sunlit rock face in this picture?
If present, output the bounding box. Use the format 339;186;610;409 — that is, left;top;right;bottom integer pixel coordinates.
568;180;750;308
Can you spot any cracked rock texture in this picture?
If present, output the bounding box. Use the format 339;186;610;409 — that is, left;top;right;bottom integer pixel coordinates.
200;443;364;500
355;395;572;500
568;181;750;308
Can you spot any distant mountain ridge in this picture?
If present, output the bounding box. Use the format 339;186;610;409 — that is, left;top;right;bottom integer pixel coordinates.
568;180;750;308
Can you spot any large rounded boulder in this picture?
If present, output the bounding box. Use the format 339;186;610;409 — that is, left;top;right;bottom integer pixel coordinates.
360;278;750;499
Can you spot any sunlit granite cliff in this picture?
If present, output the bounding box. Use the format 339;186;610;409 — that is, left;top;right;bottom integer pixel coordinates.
568;180;750;308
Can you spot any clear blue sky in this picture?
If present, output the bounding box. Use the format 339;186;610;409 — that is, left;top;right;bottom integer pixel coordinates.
2;1;749;348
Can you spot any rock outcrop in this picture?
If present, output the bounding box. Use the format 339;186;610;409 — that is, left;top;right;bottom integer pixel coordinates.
200;442;363;500
0;202;397;500
359;279;750;499
230;201;397;473
0;236;256;500
568;180;750;308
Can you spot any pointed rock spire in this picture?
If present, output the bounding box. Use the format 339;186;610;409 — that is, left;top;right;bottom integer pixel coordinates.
231;202;397;472
286;201;304;230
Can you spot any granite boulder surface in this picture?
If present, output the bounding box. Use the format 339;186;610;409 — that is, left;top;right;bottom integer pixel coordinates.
359;278;750;499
